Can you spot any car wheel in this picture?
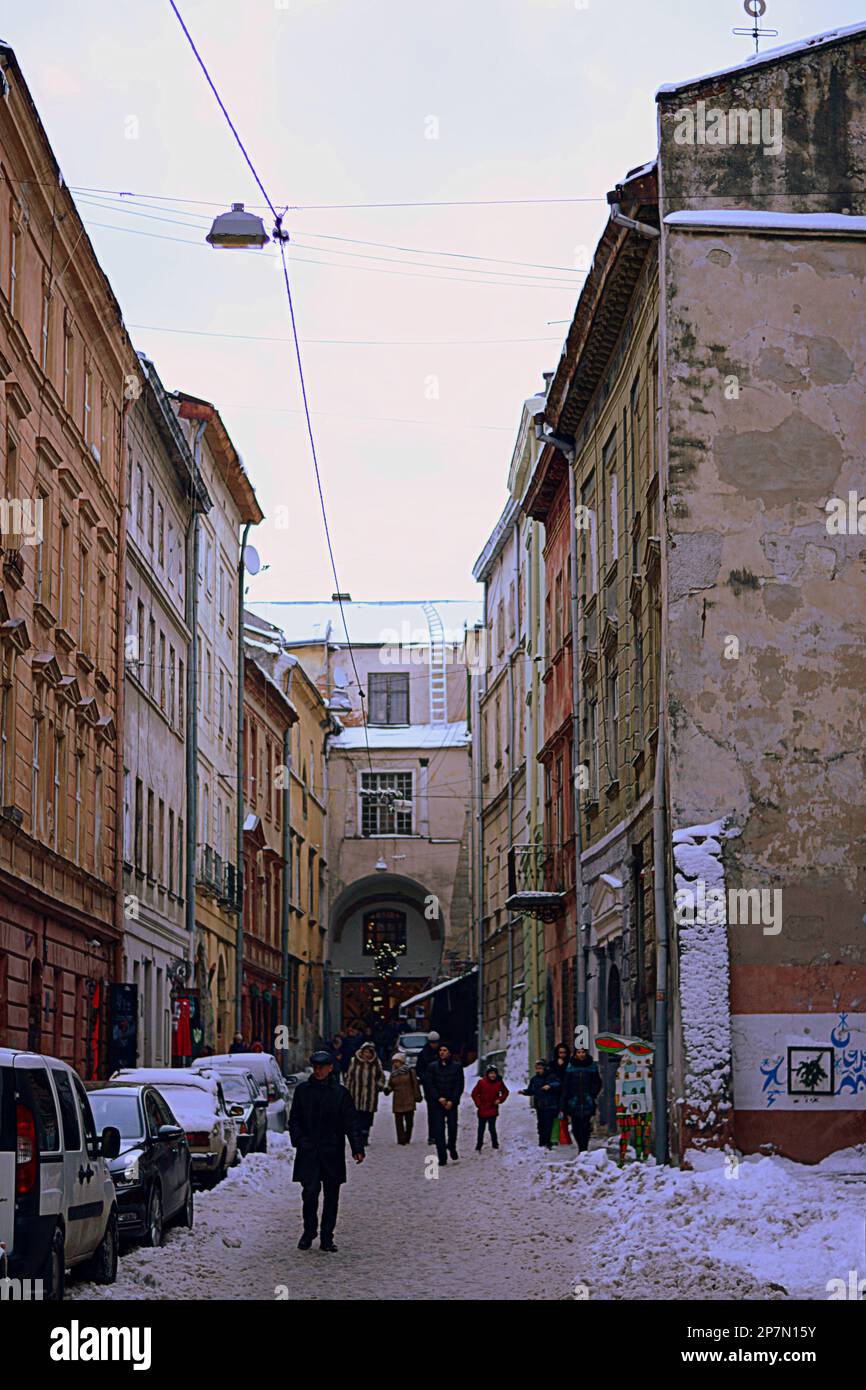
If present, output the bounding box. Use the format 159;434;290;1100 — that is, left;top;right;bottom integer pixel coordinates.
42;1225;66;1301
143;1185;163;1248
80;1209;119;1285
259;1129;268;1154
179;1184;194;1228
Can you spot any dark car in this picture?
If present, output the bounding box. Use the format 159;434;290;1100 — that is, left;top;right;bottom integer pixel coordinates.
89;1084;194;1247
208;1067;268;1155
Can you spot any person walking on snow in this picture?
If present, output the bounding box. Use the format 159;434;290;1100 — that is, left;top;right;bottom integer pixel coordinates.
471;1066;509;1151
415;1030;440;1144
288;1050;365;1252
426;1042;464;1165
519;1060;561;1148
559;1044;602;1152
345;1040;386;1143
384;1052;422;1144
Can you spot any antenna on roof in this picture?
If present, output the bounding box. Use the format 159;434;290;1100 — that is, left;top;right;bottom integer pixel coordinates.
732;0;779;55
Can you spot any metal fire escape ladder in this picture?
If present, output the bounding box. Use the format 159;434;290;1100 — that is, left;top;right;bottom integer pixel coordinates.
422;601;448;725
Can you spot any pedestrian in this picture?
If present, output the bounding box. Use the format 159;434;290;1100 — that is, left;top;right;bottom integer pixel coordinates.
559;1044;602;1152
229;1031;247;1055
251;1040;263;1054
415;1029;441;1144
384;1052;422;1144
519;1060;561;1148
548;1041;570;1094
341;1023;364;1076
426;1043;464;1166
471;1065;510;1151
345;1040;386;1143
288;1050;365;1252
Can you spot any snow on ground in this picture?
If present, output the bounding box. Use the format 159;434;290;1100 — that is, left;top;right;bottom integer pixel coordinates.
68;1069;866;1302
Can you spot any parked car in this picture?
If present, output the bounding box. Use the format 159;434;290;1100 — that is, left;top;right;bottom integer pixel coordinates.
0;1048;121;1300
192;1053;290;1131
108;1069;238;1188
89;1084;194;1246
396;1033;429;1069
199;1068;267;1155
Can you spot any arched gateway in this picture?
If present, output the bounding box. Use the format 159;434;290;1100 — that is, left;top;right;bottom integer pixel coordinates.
327;872;443;1034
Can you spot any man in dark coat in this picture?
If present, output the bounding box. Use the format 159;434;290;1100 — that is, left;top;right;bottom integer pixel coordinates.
559;1046;602;1152
415;1030;440;1144
289;1050;365;1251
425;1043;464;1165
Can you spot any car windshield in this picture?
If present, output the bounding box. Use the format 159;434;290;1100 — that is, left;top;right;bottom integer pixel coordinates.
89;1092;144;1141
399;1034;428;1050
218;1074;251;1101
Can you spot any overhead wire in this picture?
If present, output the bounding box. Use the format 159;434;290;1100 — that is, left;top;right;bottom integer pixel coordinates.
167;0;376;779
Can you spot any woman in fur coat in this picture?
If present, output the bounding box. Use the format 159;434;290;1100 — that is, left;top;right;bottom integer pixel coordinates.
345;1040;386;1142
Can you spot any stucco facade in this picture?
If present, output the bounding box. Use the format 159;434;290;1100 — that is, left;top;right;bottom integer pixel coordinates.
0;44;138;1076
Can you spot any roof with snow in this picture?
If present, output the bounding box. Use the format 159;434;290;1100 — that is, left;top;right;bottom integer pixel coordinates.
665;210;866;235
331;720;469;752
657;21;866;97
246;600;482;647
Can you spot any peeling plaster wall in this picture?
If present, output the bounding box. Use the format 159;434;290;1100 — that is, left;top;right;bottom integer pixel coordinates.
662;227;866;1157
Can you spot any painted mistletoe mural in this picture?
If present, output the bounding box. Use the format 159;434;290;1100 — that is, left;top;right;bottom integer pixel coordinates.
732;1012;866;1111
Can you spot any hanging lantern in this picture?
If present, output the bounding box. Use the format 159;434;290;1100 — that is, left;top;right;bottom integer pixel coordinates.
206;202;269;249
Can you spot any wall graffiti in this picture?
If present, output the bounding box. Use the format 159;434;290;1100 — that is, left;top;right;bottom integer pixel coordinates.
732;1012;866;1111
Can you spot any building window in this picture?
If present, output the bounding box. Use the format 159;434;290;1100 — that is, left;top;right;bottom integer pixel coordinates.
134;778;143;870
135;466;144;530
590;700;599;799
147;616;155;694
123;768;131;861
178;658;185;729
147;789;155;878
159;632;166;711
73;750;84;862
41;281;52;373
52;730;64;853
177;818;184;896
167;520;174;586
63;319;73;409
96;571;107;669
146;485;154;550
83;365;93;444
94;767;103;877
31;716;40;835
308;848;316;920
9;224;20;317
58;518;70;627
0;650;12;802
168;808;175;891
158;799;165;884
218;669;225;736
169;645;176;724
360;770;413;836
34;490;48;605
157;502;164;567
367;672;409;726
362;909;407;956
78;542;89;651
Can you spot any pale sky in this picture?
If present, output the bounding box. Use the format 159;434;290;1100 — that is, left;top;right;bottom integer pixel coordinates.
6;0;862;602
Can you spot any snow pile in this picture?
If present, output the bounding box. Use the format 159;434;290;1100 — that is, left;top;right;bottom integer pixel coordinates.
542;1144;864;1300
502;998;529;1091
672;818;739;1145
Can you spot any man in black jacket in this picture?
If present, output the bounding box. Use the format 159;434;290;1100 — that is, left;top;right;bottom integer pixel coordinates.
289;1050;365;1251
415;1030;440;1144
425;1043;464;1165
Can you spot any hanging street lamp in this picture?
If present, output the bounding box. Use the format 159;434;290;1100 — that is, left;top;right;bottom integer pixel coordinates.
206;202;269;249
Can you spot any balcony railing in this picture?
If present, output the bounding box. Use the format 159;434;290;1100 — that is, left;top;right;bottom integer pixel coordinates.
506;843;567;921
198;846;238;906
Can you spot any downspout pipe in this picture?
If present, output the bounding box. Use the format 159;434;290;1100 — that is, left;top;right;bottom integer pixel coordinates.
185;420;207;971
280;662;295;1076
235;522;251;1035
606;188;660;241
652;712;669;1163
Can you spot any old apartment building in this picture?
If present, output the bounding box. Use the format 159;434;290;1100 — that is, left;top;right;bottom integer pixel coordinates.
0;44;138;1075
121;354;207;1067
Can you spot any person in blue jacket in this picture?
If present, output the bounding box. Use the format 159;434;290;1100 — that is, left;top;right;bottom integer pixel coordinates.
520;1060;561;1148
559;1045;602;1152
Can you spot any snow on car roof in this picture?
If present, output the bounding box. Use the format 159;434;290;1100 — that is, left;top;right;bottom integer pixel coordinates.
110;1067;218;1091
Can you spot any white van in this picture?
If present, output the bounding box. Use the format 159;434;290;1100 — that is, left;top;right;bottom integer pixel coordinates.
0;1048;121;1300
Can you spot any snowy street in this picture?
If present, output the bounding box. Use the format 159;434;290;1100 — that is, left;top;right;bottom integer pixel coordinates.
66;1079;866;1303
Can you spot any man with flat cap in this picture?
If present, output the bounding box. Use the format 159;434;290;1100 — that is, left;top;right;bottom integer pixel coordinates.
289;1049;365;1252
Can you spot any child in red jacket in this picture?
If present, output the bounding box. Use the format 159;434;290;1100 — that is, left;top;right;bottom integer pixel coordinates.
471;1066;510;1151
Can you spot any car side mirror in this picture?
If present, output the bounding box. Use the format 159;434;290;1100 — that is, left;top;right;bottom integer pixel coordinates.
100;1125;121;1160
157;1124;184;1141
229;1105;244;1117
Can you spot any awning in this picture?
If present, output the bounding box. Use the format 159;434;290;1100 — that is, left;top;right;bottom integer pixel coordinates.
401;968;477;1008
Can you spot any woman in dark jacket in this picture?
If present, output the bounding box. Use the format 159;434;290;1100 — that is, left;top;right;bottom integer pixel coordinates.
548;1042;571;1098
559;1046;602;1152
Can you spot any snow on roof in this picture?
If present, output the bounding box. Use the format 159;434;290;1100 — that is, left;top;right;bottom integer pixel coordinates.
110;1068;217;1092
246;599;482;648
665;210;866;235
402;968;477;1007
657;21;866;96
332;720;469;751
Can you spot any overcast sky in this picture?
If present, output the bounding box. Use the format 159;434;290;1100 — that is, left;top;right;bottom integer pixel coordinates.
6;0;863;602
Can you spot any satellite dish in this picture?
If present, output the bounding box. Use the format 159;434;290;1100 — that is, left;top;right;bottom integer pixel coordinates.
244;545;261;576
